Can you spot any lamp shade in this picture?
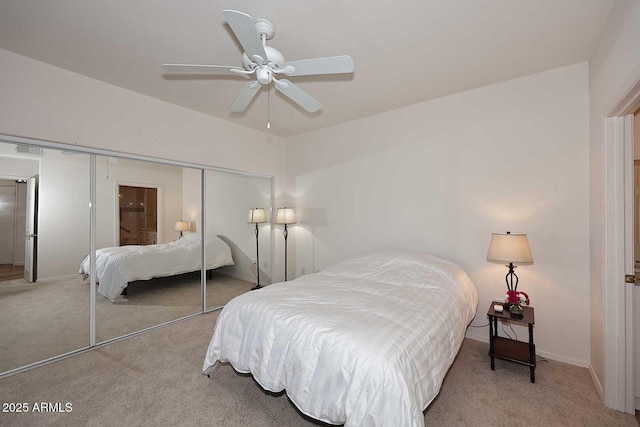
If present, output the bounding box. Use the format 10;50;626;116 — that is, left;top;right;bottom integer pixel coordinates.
175;220;189;232
275;207;296;225
247;208;267;224
486;232;533;265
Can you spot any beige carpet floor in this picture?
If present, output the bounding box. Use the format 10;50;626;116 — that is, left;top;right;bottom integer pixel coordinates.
0;311;636;427
0;272;252;373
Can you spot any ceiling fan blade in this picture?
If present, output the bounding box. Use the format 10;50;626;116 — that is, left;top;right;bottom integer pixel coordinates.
229;82;261;112
162;64;240;74
282;55;354;76
274;79;321;113
222;10;268;65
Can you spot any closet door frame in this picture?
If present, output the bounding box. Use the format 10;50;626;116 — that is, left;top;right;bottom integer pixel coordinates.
0;133;273;379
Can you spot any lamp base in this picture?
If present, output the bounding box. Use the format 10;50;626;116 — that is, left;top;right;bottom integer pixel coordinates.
251;284;262;291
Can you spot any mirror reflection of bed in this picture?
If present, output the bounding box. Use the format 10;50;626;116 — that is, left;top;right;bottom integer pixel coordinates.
94;156;269;342
0;140;272;376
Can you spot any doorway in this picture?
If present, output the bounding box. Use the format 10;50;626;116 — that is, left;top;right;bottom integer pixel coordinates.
604;99;639;414
0;179;28;281
118;185;158;246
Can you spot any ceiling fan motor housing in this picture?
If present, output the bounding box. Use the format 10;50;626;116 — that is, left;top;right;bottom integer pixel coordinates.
242;46;285;71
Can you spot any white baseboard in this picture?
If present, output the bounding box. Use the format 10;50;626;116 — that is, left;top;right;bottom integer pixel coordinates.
589;365;604;400
464;330;589;367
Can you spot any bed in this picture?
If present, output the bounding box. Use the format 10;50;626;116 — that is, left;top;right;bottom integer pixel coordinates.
203;251;478;427
80;234;234;301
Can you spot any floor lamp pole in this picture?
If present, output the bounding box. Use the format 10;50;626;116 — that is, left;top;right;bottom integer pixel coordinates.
252;223;262;290
283;224;289;281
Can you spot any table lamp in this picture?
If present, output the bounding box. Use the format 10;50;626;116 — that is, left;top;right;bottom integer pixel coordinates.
486;231;533;292
175;220;189;238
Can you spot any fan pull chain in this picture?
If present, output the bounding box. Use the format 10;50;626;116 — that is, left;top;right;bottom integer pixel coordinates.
267;87;271;130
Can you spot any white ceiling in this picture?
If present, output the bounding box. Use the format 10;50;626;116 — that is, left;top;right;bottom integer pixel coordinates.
0;0;614;137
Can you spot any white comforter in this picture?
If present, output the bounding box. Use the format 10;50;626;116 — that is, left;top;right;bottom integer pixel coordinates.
80;234;234;301
203;251;478;427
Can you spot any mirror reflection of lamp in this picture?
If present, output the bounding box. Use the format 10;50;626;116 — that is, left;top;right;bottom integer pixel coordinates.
248;208;267;290
276;207;296;281
486;231;534;293
175;220;189;239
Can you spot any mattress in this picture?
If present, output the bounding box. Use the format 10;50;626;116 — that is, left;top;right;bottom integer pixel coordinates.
80;234;234;301
203;250;478;426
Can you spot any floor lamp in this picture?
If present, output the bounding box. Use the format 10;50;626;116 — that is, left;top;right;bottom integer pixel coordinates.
248;208;267;290
276;207;296;281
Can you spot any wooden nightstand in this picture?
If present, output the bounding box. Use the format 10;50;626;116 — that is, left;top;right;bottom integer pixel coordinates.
487;301;536;383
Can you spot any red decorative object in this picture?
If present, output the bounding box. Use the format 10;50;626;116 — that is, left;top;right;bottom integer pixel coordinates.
506;290;530;306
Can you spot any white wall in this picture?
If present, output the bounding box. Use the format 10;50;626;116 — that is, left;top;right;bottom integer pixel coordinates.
181;167;202;237
588;0;640;394
0;156;39;180
286;63;590;365
37;149;91;279
0;48;288;281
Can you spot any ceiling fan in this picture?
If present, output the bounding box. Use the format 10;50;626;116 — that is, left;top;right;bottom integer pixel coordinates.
162;10;354;114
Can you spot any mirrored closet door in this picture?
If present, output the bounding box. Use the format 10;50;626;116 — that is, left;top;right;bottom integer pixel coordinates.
204;170;272;310
0;143;90;372
95;156;203;343
0;134;273;377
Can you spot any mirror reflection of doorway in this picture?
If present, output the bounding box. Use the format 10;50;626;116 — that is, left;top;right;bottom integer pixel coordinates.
118;185;158;246
0;179;27;281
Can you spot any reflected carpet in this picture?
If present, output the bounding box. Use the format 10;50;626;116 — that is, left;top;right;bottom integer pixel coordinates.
0;271;252;373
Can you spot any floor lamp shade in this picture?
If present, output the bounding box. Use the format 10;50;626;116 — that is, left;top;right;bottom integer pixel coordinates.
247;208;267;224
248;208;267;290
276;207;296;281
275;207;296;225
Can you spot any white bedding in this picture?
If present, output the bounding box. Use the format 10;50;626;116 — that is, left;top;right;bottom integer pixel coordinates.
203;251;478;427
80;234;234;301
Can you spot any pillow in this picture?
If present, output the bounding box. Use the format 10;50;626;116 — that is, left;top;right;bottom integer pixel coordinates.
319;250;473;291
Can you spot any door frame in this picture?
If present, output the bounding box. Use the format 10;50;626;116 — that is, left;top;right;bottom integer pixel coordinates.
603;77;640;414
23;175;38;283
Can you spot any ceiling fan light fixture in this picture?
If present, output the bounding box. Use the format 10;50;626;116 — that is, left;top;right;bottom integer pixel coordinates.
256;68;273;85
